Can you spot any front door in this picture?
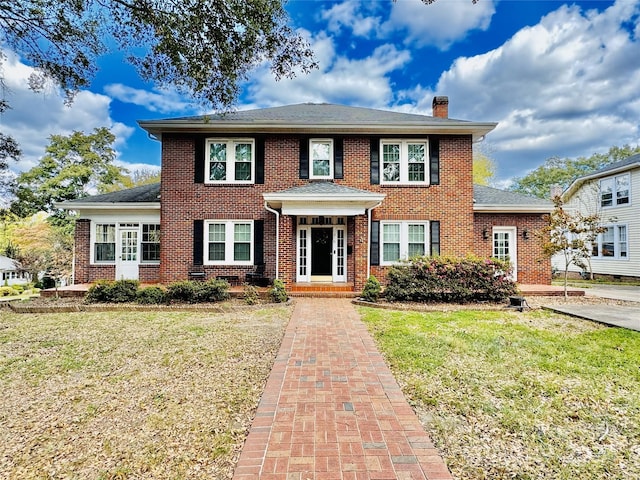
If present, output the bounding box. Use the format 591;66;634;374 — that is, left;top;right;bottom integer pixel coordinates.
116;228;139;280
311;228;332;278
493;227;517;281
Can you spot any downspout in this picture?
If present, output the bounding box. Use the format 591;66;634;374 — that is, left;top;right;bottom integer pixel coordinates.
367;201;383;280
264;201;280;280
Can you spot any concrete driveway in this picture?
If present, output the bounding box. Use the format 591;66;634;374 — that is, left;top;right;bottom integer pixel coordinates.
545;284;640;332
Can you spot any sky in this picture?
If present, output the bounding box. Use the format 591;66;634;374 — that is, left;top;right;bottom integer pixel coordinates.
1;0;639;191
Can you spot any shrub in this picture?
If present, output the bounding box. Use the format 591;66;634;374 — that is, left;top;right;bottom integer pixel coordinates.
85;280;140;303
269;279;288;303
384;255;518;304
360;275;381;302
136;286;167;304
40;276;56;289
166;279;230;303
243;283;260;305
0;286;17;297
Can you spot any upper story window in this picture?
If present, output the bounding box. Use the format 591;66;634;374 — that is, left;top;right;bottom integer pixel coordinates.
381;139;428;184
204;220;253;265
206;139;255;184
381;221;428;265
310;139;333;179
592;224;627;259
600;173;630;207
94;224;116;262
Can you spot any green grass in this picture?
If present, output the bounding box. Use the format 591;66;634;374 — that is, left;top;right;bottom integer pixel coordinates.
360;307;640;480
0;307;291;479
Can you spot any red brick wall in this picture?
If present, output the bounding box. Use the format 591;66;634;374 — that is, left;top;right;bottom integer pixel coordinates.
157;133;551;288
473;213;551;284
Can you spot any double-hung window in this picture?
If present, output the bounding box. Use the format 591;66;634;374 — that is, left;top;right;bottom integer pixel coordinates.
206;139;255;184
381;139;428;184
141;224;160;262
205;220;253;265
600;173;630;207
94;224;116;262
310;139;333;179
381;221;428;264
592;224;628;259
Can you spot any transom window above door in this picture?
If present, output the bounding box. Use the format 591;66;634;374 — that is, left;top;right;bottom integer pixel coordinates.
381;139;428;184
206;138;255;184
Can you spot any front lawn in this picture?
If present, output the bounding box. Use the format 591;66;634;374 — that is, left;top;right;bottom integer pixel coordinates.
360;307;640;479
0;306;291;479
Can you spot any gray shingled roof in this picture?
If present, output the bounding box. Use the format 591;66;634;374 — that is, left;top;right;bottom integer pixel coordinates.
62;183;161;204
473;184;551;207
145;103;465;125
271;182;382;197
581;153;640;178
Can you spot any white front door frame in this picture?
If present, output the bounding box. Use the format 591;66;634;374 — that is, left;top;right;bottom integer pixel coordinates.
116;227;140;280
492;226;517;281
296;219;347;283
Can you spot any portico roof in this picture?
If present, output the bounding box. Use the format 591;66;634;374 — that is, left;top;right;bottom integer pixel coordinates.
263;182;385;216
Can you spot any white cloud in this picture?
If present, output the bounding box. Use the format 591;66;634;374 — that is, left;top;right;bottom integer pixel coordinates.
104;83;197;114
384;0;496;50
321;0;384;38
401;0;640;180
0;51;135;177
245;30;412;107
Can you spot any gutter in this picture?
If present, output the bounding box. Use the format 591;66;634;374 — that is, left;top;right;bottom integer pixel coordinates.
263;201;280;280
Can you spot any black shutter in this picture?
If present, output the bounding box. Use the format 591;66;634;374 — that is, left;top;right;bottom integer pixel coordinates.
334;137;344;179
195;136;205;184
254;220;264;265
430;221;440;256
299;137;309;179
370;137;379;185
255;137;265;184
193;220;204;265
370;220;380;266
429;137;440;185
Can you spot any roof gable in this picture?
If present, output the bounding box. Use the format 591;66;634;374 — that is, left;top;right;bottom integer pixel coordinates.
564;153;640;199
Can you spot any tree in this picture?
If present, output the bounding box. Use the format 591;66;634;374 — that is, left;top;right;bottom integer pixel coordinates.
101;168;161;193
540;196;604;297
0;1;316;108
473;152;495;186
511;145;640;199
10;127;127;227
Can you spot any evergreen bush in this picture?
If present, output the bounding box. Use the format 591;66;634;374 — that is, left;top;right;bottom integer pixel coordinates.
243;283;260;305
269;279;288;303
384;255;518;303
136;286;167;304
360;275;381;302
85;280;140;303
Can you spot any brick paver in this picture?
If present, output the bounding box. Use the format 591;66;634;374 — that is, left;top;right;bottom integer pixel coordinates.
233;298;453;480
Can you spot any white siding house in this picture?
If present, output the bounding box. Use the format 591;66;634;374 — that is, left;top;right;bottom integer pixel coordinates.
552;154;640;279
0;255;30;286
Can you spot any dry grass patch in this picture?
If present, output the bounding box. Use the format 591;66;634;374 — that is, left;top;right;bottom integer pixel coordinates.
0;306;291;479
360;307;640;479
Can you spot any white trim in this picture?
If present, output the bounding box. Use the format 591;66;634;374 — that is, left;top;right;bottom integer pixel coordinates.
599;173;631;209
592;224;628;260
380;139;429;185
473;204;551;213
309;138;334;180
203;220;254;266
379;221;430;265
564;162;640;199
205;138;255;185
492;226;517;282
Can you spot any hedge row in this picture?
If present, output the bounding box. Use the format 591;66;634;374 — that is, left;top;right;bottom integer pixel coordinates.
383;255;518;303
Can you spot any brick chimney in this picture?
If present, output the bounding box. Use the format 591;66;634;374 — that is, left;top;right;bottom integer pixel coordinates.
432;96;449;118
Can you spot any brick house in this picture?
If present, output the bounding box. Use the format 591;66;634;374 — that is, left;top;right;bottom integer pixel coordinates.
60;97;552;291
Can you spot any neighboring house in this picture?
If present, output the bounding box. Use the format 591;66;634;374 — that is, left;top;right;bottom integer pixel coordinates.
553;153;640;279
60;97;552;291
0;255;30;286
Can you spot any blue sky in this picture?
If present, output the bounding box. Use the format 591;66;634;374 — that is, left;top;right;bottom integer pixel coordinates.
1;0;639;190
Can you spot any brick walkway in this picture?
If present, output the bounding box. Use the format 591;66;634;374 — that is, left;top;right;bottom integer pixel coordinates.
233;298;453;480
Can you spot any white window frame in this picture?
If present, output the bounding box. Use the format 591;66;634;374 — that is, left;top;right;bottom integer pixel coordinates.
380;221;429;265
205;138;255;184
309;138;333;179
204;220;254;266
600;173;630;208
93;223;116;264
380;139;429;185
592;224;628;259
141;224;161;263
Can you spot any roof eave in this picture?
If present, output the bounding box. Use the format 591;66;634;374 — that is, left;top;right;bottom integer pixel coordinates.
563;162;640;199
56;202;161;211
138;121;497;142
474;204;552;213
